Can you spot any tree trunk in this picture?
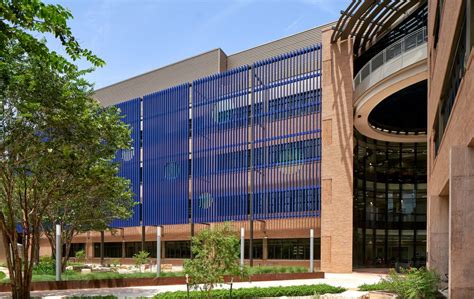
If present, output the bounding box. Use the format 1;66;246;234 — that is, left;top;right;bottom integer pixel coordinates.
11;283;30;299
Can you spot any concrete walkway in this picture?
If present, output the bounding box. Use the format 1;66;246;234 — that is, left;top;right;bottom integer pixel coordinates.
0;272;386;298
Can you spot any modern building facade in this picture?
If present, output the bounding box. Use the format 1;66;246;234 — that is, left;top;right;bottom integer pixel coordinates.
427;0;474;297
27;1;473;296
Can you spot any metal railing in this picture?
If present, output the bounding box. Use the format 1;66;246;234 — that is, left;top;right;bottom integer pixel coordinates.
354;27;428;87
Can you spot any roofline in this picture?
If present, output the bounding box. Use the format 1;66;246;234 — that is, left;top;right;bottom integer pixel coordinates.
93;48;225;93
228;20;336;58
94;21;336;93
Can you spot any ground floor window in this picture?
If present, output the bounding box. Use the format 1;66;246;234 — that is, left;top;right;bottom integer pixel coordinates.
66;243;85;258
244;239;263;259
165;241;191;258
93;242;122;258
268;238;320;260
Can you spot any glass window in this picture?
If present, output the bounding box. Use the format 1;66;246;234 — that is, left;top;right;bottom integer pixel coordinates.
94;242;122;258
165;241;190;259
267;238;320;260
353;133;426;267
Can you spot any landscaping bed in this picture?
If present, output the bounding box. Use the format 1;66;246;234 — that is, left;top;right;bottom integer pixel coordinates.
0;271;324;292
155;284;345;298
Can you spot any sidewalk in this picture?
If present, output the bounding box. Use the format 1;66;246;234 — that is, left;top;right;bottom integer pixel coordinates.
0;272;386;298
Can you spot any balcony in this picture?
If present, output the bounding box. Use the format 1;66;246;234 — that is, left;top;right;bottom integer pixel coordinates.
353;27;428;143
354;27;427;99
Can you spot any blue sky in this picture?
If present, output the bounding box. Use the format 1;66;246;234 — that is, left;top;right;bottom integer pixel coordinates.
45;0;350;89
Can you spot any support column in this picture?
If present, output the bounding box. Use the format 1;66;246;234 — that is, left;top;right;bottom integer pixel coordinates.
86;232;93;262
449;146;474;298
320;29;354;273
121;228;126;259
141;225;146;251
100;231;104;266
427;194;449;278
262;237;268;261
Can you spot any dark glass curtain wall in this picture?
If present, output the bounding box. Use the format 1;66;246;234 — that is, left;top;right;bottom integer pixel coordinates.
353;132;427;268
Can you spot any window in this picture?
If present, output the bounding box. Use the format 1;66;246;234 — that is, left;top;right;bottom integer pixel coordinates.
433;0;443;49
243;239;263;259
64;243;85;258
165;241;191;258
267;238;320;260
434;12;468;155
93;242;122;258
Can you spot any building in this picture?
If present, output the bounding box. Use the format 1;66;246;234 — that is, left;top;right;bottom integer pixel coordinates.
28;1;472;296
427;0;474;297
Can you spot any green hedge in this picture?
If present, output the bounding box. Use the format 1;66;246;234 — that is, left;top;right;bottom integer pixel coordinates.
155;284;345;298
248;265;307;275
0;272;5;281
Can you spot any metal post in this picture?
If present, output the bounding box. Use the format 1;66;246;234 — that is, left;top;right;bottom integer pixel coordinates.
141;225;145;251
240;227;245;272
157;226;162;277
310;228;314;273
55;224;61;281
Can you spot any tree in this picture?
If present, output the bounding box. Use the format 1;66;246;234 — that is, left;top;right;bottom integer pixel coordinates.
0;0;104;70
184;223;246;298
39;102;135;271
133;251;150;272
0;47;132;298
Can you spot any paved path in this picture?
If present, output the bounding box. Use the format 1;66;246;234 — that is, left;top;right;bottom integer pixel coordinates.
0;272;385;298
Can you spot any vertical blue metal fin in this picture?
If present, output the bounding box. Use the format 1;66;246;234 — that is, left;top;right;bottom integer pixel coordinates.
251;44;322;220
192;67;250;224
111;98;141;228
142;84;190;226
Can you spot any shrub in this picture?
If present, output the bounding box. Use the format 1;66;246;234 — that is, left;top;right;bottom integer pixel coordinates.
155;283;345;298
0;271;6;281
248;265;307;275
387;267;439;298
358;267;439;298
33;256;56;275
184;223;245;298
133;251;150;272
75;250;86;263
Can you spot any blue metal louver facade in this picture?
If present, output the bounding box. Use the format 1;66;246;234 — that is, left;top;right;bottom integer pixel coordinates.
111;98;141;228
192;67;250;223
251;45;322;219
143;84;190;225
109;44;322;227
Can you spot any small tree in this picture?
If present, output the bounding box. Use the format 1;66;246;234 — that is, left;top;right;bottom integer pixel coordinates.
133;251;150;272
74;250;86;264
184;223;245;298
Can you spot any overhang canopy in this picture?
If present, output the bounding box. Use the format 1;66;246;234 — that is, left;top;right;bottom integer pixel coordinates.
331;0;425;55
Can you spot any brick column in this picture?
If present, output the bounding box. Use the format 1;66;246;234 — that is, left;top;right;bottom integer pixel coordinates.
320;29;354;273
449;146;474;298
262;237;268;261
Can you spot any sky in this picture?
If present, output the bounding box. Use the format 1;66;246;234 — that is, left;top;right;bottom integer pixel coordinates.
44;0;350;89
